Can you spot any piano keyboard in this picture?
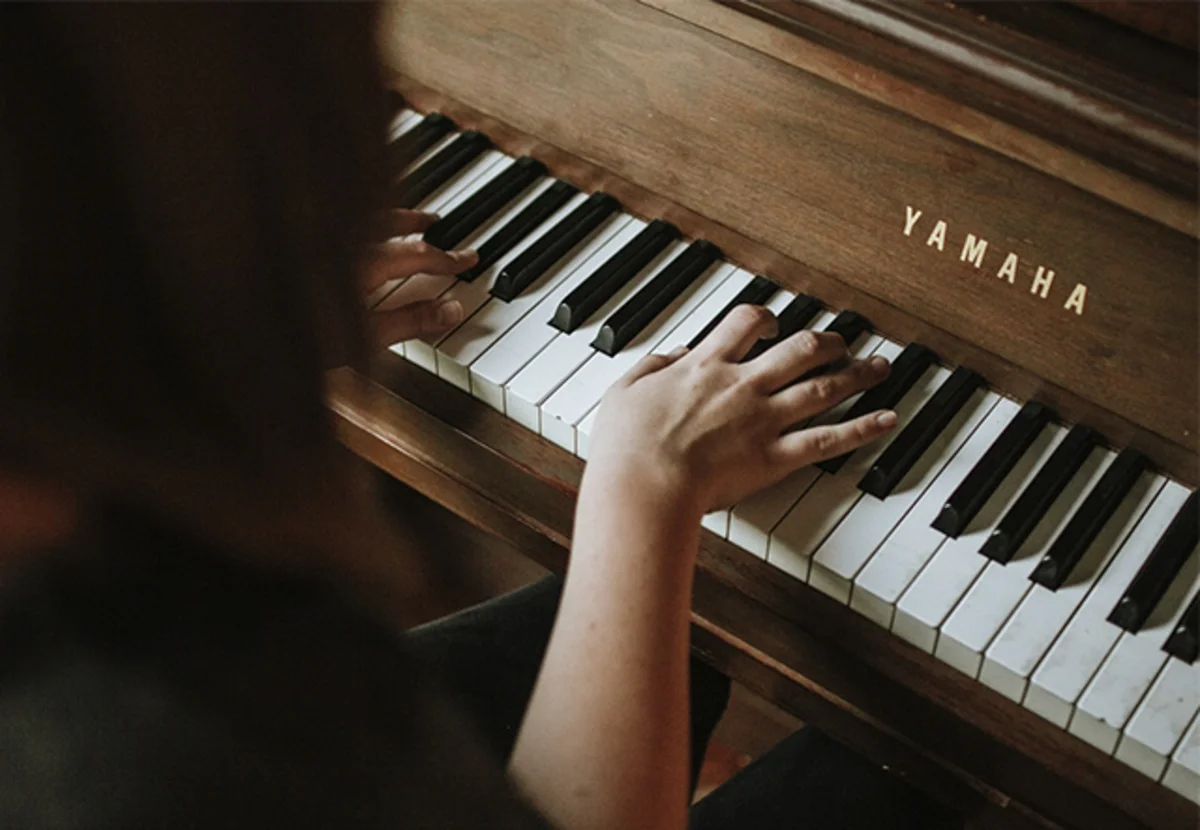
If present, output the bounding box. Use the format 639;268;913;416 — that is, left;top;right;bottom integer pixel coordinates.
380;108;1200;804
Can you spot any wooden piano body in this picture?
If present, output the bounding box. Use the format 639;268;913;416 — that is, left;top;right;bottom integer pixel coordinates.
330;2;1199;827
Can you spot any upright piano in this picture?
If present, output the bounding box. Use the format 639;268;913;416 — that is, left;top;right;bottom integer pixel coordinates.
328;2;1200;827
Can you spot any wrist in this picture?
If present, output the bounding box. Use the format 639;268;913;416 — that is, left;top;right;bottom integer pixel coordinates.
580;454;706;526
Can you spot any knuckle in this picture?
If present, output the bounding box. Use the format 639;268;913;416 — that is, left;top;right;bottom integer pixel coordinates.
727;304;766;330
410;240;435;257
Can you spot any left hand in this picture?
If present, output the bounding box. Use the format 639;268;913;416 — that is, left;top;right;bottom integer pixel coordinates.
362;209;479;351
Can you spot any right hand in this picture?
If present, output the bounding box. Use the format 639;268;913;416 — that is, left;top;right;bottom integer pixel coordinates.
586;305;897;517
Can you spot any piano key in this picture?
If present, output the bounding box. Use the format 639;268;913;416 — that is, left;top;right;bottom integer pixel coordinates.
493;192;621;302
932;401;1052;538
540;259;736;451
816;342;937;475
393;130;492;210
456;180;579;283
1165;591;1199;663
388;109;422;142
592;240;723;356
371;150;511;312
810;388;999;605
726;319;878;559
507;227;677;431
765;364;948;583
741;293;823;362
422;156;547;252
818;310;871;354
979;448;1154;704
1029;448;1150;590
468;216;639;409
1163;713;1200;803
1070;563;1200;754
1116;657;1200;779
405;179;569;371
433;189;592;391
686;275;779;349
1022;476;1173;727
979;424;1099;564
388;111;456;174
700;289;798;538
928;424;1070;675
851;396;1021;631
551;219;679;333
571;268;760;461
1110;490;1199;632
857;367;983;500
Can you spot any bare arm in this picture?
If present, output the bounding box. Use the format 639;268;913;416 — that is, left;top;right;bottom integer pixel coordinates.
509;306;896;830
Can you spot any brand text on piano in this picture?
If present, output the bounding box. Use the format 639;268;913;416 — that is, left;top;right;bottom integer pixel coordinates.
903;206;1088;316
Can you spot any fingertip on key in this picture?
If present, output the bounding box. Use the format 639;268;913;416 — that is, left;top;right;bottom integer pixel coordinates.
876;410;898;428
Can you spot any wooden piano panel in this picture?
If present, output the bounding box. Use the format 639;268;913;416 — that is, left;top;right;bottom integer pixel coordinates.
379;0;1198;465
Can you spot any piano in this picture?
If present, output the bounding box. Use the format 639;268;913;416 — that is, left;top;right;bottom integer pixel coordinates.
328;2;1199;827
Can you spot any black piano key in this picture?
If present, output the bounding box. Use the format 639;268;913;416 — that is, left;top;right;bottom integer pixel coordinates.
979;424;1098;564
392;131;491;210
858;366;983;500
422;157;547;252
1029;448;1150;590
592;240;722;356
741;294;823;362
932;401;1052;538
1109;492;1199;632
686;275;779;349
550;219;680;333
457;181;578;283
816;343;937;475
492;192;619;302
1164;591;1199;663
387;112;456;175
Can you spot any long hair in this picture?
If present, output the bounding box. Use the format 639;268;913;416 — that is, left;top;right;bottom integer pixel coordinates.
0;5;430;617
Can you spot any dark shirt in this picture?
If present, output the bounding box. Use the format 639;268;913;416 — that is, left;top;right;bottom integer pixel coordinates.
0;517;549;830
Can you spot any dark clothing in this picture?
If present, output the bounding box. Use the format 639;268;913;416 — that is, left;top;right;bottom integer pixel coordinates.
0;522;958;830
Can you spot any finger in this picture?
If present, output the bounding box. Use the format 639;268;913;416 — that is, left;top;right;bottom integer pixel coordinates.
770;410;898;469
381;209;438;239
363;239;479;293
747;330;848;391
768;354;890;424
691;305;778;363
371;298;464;350
618;346;689;385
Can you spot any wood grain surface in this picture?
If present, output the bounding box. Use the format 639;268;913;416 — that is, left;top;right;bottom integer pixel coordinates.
379;0;1198;458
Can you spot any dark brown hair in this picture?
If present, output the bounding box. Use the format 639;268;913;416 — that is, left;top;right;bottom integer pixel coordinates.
0;4;429;613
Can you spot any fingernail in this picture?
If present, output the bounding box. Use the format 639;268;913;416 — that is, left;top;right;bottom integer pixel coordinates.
869;355;891;372
437;300;463;326
876;410;897;428
668;345;689;358
454;249;480;264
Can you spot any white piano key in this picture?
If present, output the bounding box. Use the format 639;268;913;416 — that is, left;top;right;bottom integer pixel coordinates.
812;387;1000;606
468;216;639;410
854;396;1020;631
979;447;1154;704
927;424;1069;675
538;259;738;451
727;322;880;559
766;364;948;583
1024;476;1176;727
652;268;757;354
435;191;592;392
1116;657;1200;780
1071;561;1200;753
373;149;511;314
389;109;422;140
405;176;558;371
693;290;798;539
507;224;675;437
1164;712;1200;803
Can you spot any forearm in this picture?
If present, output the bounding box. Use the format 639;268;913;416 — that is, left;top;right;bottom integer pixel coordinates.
509;466;702;830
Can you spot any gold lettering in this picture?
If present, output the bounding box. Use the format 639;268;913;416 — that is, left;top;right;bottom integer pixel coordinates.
926;220;947;251
1031;266;1055;299
1064;283;1087;315
903;205;923;237
996;253;1018;284
960;234;988;269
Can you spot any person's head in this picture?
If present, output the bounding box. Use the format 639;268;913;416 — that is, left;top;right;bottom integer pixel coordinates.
0;4;423;609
